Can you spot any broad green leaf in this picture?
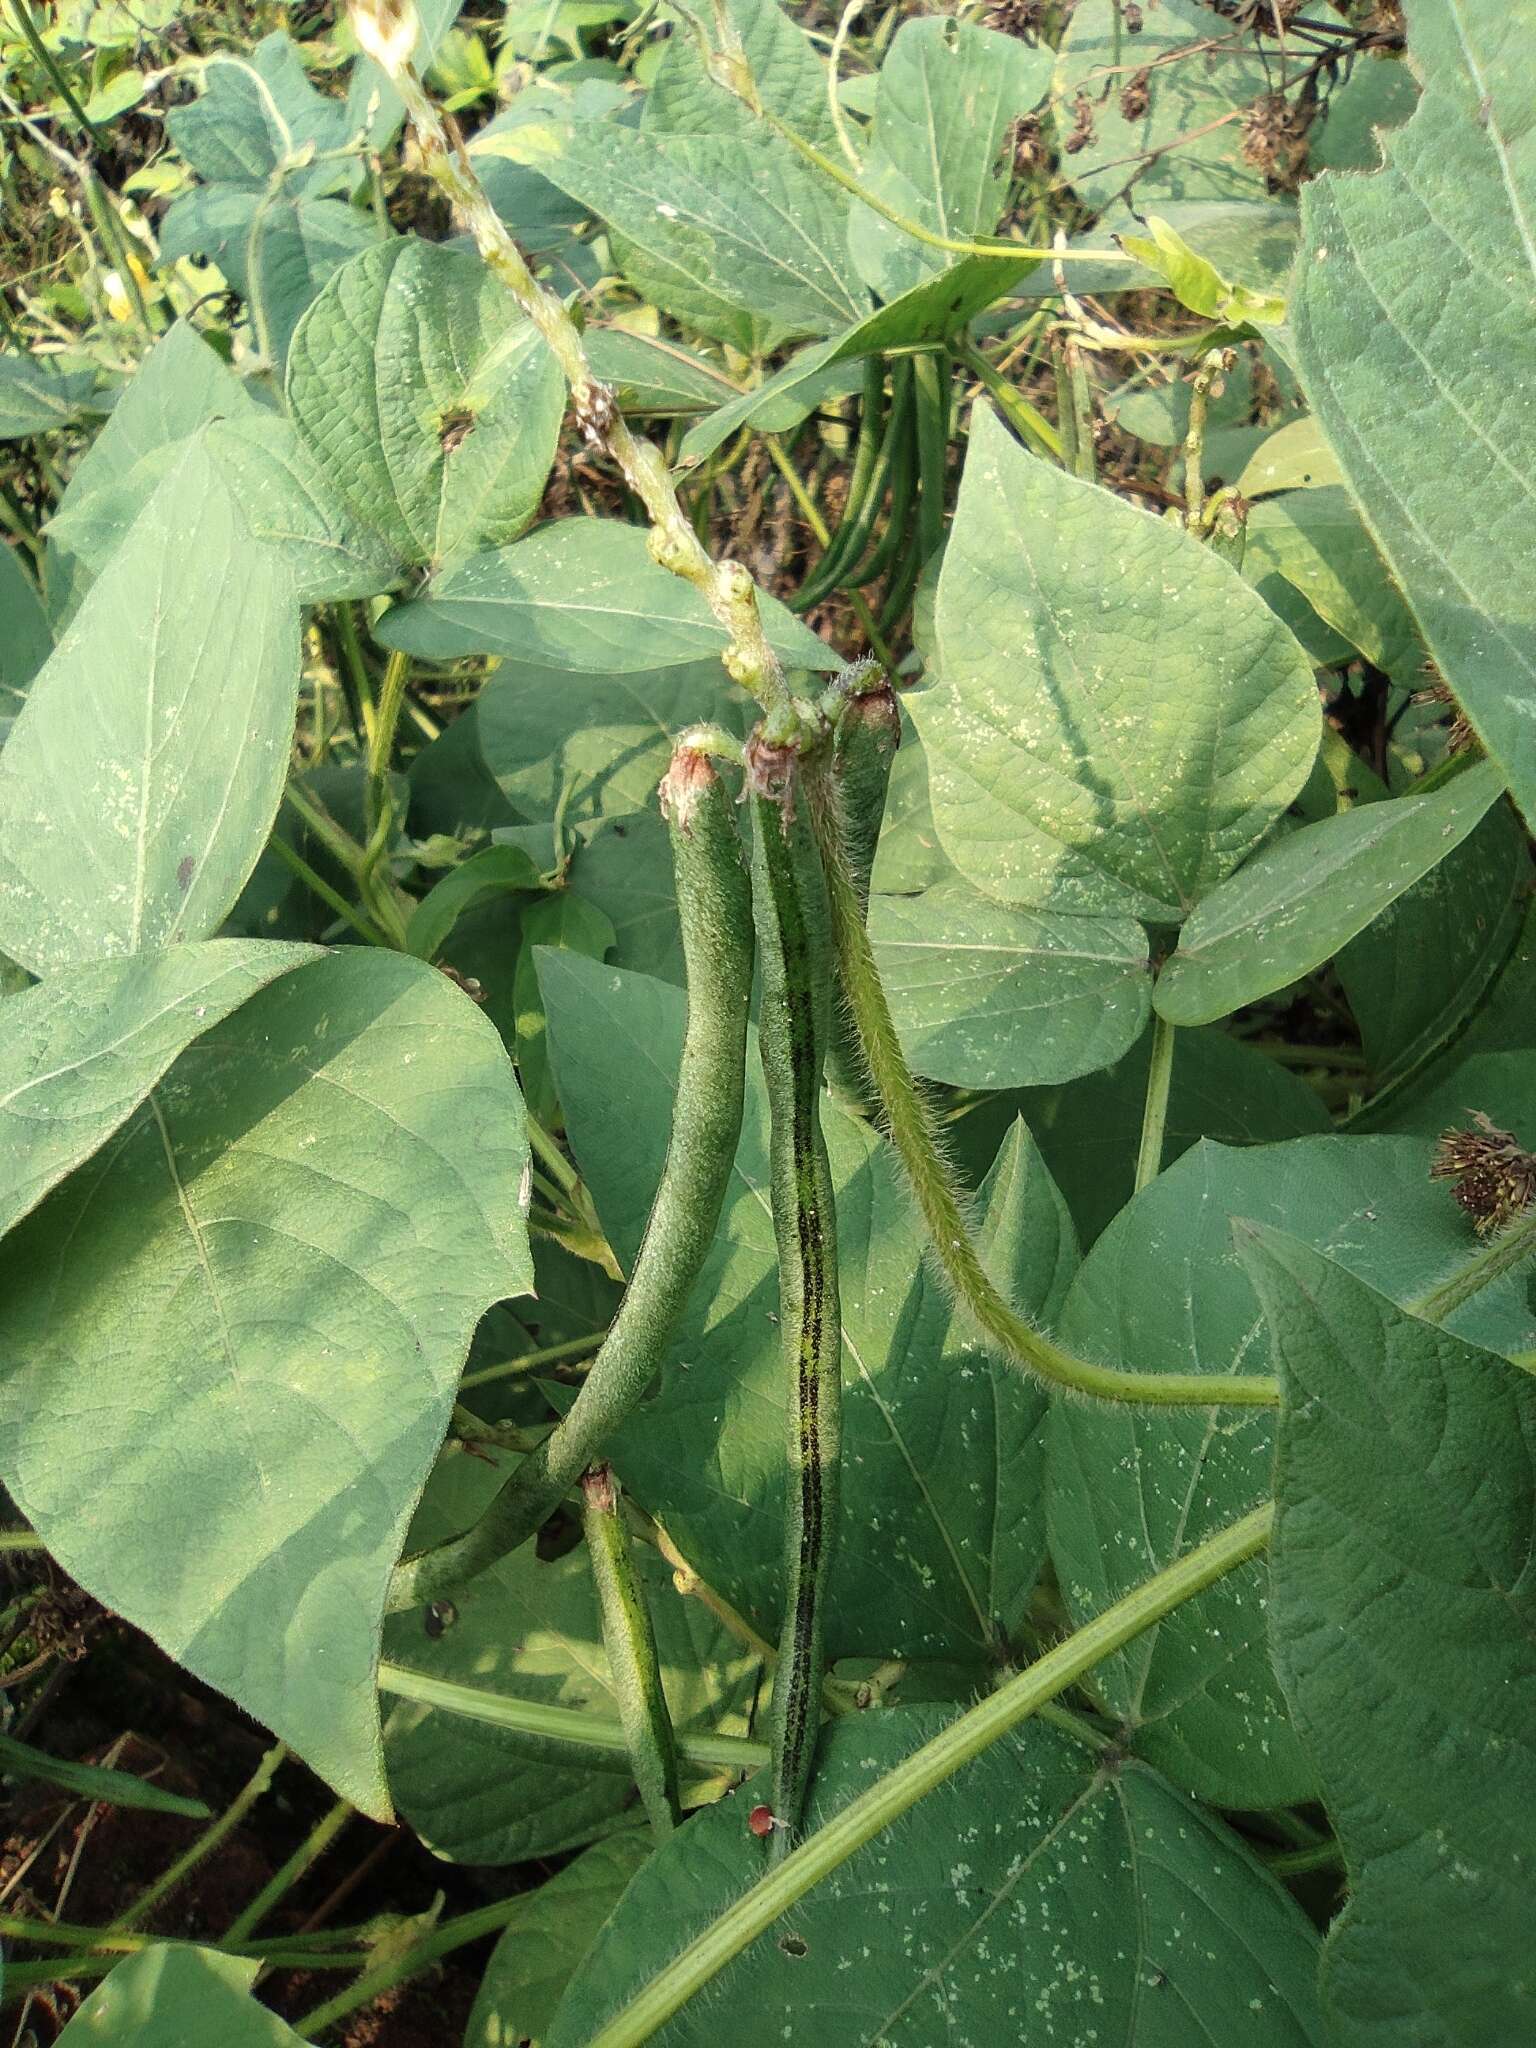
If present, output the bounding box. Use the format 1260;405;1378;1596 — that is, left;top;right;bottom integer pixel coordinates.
542;955;1070;1665
1054;0;1275;211
0;443;299;978
644;0;835;146
911;405;1319;920
1337;796;1530;1087
547;1710;1326;2047
1241;1229;1536;2048
1308;49;1417;173
1290;6;1536;830
520;895;615;1121
203;413;404;602
286;237;564;570
1154;761;1506;1026
952;1021;1329;1248
583;325;736;415
158;188;378;372
56;1945;306;2044
538;123;864;352
1244;487;1421;681
0;543;49;710
1048;1149;1313;1810
384;1455;761;1863
679;253;1034;466
406;844;544;962
44;323;257;598
567;809;686;986
0;940;316;1242
0;353;105;439
1356;915;1536;1154
0;1731;209;1817
468;1832;652;2048
0;951;531;1817
1237;415;1344;499
376;518;834;673
167;34;355;197
852;19;1052;297
476;656;738;823
870;706;956;895
869;880;1150;1089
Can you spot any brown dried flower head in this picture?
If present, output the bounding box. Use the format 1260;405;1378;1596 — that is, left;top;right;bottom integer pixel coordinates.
1119;69;1152;122
983;0;1048;37
1063;92;1097;156
1430;1112;1536;1236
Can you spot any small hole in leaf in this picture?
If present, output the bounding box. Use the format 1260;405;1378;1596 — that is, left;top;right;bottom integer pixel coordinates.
778;1935;808;1959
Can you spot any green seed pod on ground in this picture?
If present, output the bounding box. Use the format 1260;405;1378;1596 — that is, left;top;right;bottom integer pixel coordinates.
747;728;843;1859
387;740;754;1612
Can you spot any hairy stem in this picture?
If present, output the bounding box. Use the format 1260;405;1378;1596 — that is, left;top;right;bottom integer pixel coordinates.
806;768;1279;1407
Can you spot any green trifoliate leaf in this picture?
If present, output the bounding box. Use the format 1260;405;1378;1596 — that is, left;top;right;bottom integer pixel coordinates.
910;405;1319;920
0;951;531;1817
1240;1227;1536;2048
1290;3;1536;829
0;442;299;977
1154;760;1506;1026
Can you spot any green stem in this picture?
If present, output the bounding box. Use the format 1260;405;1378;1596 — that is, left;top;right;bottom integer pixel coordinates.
0;1530;44;1552
112;1742;286;1932
1066;339;1096;483
329;601;373;743
1133;1013;1176;1193
1409;1205;1536;1327
749;749;843;1857
459;1332;603;1391
584;1504;1274;2047
582;1465;683;1836
225;1798;353;1943
1263;1837;1346;1878
806;770;1279;1407
376;1662;767;1773
81;171;155;344
387;742;754;1611
266;832;388;946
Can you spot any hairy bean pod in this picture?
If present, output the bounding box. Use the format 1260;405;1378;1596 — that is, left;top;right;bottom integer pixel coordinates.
823;674;900;1107
748;733;843;1858
581;1463;682;1837
387;744;755;1612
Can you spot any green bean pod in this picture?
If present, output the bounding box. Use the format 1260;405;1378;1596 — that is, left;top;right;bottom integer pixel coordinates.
823;673;900;1107
581;1463;682;1837
388;741;754;1613
747;733;843;1858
